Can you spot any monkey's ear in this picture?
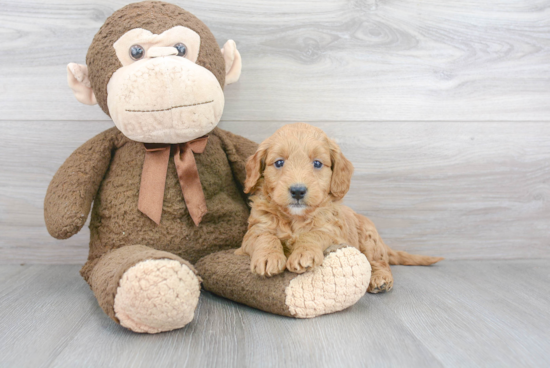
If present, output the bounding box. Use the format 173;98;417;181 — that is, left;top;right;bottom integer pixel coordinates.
221;40;242;86
67;63;97;105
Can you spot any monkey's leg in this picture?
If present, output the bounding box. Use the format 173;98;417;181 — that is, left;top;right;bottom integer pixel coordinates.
196;245;371;318
86;245;201;333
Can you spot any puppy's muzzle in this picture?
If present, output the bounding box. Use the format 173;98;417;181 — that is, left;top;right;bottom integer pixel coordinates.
289;185;307;200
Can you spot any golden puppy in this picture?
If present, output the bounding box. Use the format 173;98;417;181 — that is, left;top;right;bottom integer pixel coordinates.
235;123;443;293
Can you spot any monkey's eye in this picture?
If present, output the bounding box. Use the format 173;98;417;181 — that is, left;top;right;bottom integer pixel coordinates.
174;43;187;57
313;160;323;169
129;45;145;60
274;160;285;168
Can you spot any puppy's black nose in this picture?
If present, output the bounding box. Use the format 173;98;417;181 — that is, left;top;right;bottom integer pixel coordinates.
289;185;307;200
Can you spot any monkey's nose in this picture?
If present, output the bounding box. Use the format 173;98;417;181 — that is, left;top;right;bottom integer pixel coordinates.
147;46;178;58
289;185;307;200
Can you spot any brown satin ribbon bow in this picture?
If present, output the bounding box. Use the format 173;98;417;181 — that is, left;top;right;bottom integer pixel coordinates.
138;136;209;226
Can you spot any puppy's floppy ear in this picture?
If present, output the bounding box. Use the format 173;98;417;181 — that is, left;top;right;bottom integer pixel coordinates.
329;138;354;200
244;143;268;193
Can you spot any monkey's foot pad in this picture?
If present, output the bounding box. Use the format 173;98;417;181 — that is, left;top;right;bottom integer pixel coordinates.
114;259;201;333
196;245;371;318
286;246;371;318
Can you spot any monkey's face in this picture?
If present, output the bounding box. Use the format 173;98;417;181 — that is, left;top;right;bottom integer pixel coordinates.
107;27;224;143
67;2;242;144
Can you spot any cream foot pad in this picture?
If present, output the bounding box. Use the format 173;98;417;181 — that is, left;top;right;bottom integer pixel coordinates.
114;259;201;333
285;247;371;318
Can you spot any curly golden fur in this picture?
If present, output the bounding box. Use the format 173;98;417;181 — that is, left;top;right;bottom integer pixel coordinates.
236;123;443;293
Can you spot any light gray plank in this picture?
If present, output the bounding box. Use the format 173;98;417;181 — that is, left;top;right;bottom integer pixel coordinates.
1;0;549;122
46;292;249;368
48;291;443;368
40;274;442;368
232;295;441;368
1;262;549;367
0;265;96;368
0;264;27;282
384;261;550;367
2;120;548;263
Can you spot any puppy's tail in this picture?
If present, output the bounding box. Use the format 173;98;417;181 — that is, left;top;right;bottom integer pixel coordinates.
387;248;444;266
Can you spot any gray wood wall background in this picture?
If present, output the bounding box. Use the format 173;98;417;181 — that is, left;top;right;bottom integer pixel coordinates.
0;0;549;264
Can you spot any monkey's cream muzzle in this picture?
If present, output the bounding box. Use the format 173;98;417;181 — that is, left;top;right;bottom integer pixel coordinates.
107;55;225;144
146;46;178;58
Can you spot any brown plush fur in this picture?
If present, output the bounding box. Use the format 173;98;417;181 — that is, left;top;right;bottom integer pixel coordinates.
44;126;257;319
236;123;443;293
196;250;297;317
87;1;226;116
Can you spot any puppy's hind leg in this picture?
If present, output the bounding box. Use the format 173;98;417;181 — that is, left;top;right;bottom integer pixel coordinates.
367;260;394;293
355;217;394;293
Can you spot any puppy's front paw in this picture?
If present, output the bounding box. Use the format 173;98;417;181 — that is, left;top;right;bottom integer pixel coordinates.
286;248;324;274
251;252;287;277
367;272;394;293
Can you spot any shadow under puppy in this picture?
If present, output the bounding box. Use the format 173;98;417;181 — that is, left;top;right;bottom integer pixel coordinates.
236;123;443;293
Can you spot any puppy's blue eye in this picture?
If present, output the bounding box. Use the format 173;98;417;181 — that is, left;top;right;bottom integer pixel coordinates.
313;160;323;169
274;160;285;168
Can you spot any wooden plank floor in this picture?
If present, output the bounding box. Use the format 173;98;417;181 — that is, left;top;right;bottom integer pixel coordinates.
1;261;549;367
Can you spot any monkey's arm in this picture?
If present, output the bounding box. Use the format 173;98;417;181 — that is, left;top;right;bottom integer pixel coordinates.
212;127;258;191
44;127;121;239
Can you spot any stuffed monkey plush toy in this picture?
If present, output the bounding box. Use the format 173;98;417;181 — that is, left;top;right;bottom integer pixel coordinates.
45;1;371;333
